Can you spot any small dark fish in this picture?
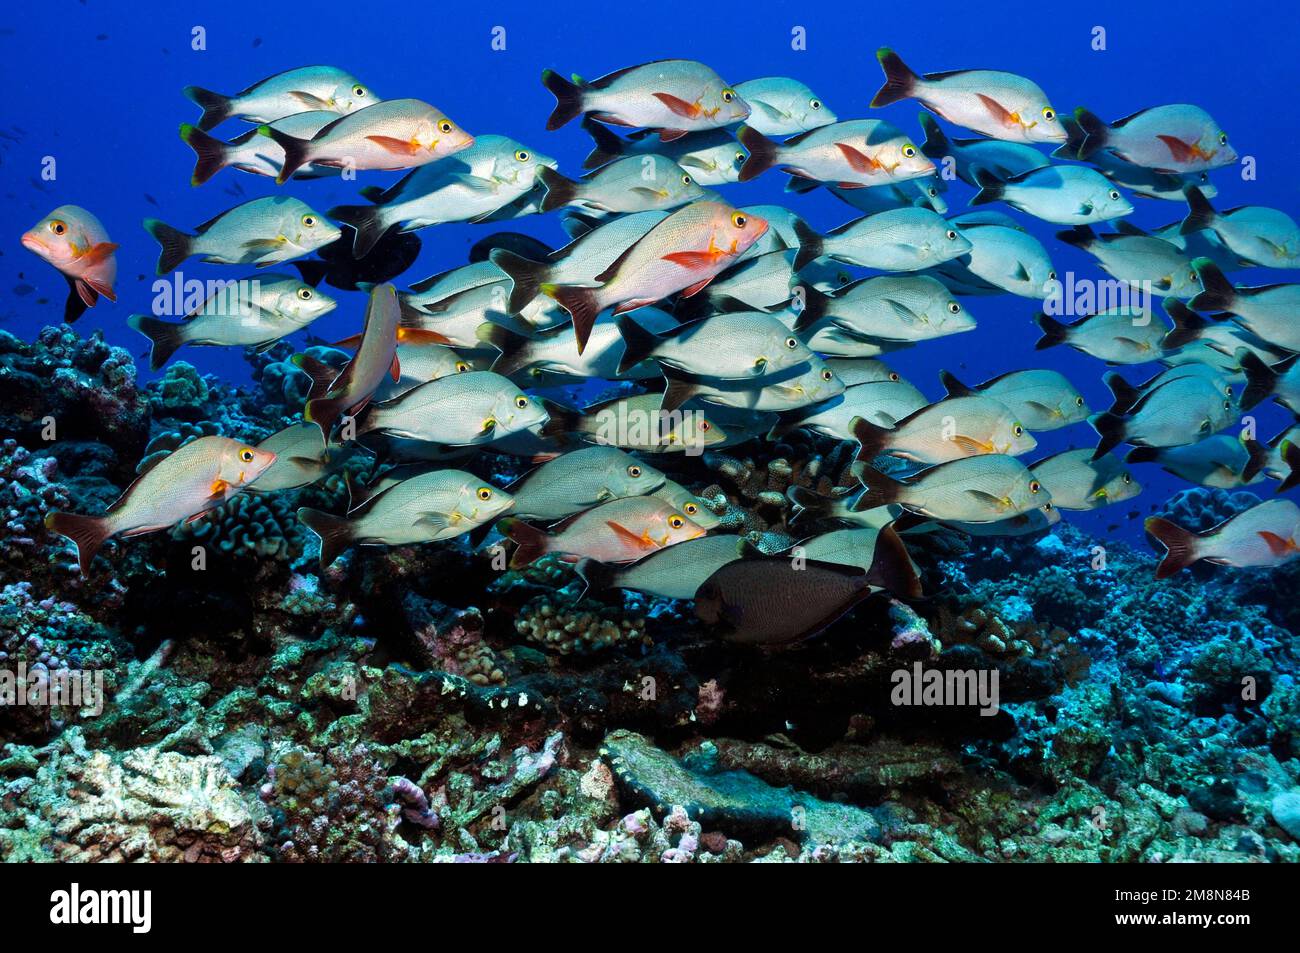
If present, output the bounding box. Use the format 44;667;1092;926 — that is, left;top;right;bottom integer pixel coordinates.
291;228;421;291
1107;523;1119;531
143;193;159;207
29;177;53;193
96;33;108;41
252;37;262;48
1128;510;1140;520
12;283;33;296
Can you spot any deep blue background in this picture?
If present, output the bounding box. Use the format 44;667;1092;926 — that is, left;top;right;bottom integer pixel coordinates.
3;0;1298;544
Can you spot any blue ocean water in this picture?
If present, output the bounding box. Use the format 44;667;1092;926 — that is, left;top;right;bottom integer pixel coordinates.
3;0;1298;545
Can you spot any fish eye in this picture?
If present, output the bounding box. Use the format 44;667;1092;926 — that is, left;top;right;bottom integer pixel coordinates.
1122;473;1132;485
682;173;693;185
1029;480;1041;494
1224;399;1232;410
1042;107;1056;121
902;144;917;158
439;120;454;134
1218;132;1228;145
821;369;833;382
1075;395;1085;406
1048;271;1057;281
1043;502;1054;511
721;88;736;103
684;502;699;515
1013;424;1025;437
1225;385;1233;397
514;149;530;162
514;395;529;409
297;287;313;300
302;215;316;227
477;487;493;501
947;301;961;314
810;99;822;110
239;448;255;463
735;151;746;163
928;187;938;197
627;464;642;478
946;229;958;240
837;272;851;285
785;336;798;349
669;515;686;528
731;212;748;228
49;220;67;235
353;85;366;98
1108;190;1121;201
455;361;471;373
889;372;900;382
698;420;711;432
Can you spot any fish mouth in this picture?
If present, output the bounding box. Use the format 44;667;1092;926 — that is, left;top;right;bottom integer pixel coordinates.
20;234;47;255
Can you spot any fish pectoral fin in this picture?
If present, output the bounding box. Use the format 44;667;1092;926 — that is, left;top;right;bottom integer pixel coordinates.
1025;400;1058;417
965;489;1007;509
448;172;500;193
390;355;401;382
651;92;701;119
606;520;657;550
628;186;668;200
950;435;995;455
73;279;99;308
366;135;423;155
1257;531;1298;556
975;94;1017;127
208;478;230;498
395;327;453;345
79;241;119;266
289;91;332;110
678;276;715;298
834;142;876;173
417;513;452;532
1155;135;1197;164
242;236;286;251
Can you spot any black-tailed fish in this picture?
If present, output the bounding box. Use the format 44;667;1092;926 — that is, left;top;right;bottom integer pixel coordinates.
929;503;1060;538
506;446;665;521
931;213;1055;298
1187;259;1300;352
1071;105;1236;173
244;422;337;493
478;308;677;381
735;77;836;136
793;208;971;271
299;469;513;568
46;436;277;574
1264;428;1300;493
542;59;749;138
1033;308;1167;364
183;66;379;130
972;167;1132;224
1090;372;1236;459
374;342;481;399
616;310;813;380
786;486;903;530
501;496;705;568
939;368;1089;431
180;111;342;186
662;356;844;414
649;479;721;530
856;453;1050;524
543;201;769;353
1180;187;1300;268
1146;499;1300;578
827;176;948;216
540;394;728;454
301;283;401;437
680;249;849;316
580;119;747;186
328;135;552;257
575;534;749;601
917;112;1049;185
144;196;340;275
823;358;909;386
850;393;1037;466
538;155;709;215
738;119;935;187
355;370;547;446
128;273;336;370
870;48;1067;144
258;98;473;184
1161;299;1291;366
1030;449;1140;510
1126;435;1268;490
1104;363;1236;416
1057;223;1198;297
791;275;977;357
737;204;808;260
693;526;920;645
20;205;118;323
1240;352;1300;415
770;379;928;440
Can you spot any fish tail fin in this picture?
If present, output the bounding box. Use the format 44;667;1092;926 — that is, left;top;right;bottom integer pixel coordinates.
1239;350;1278;411
475;321;534;377
1056;224;1096;249
542;283;602;354
1124;446;1159;465
1280;443;1300;493
849;414;893;470
297;507;354;569
44;511;112;575
142;218;194;276
659;369;703;414
854;464;907;509
327;204;389;259
126;314;186;371
917;112;949;159
1089;412;1128;460
574;557;616;599
1143;516;1201;579
538;398;583;440
537;166;580;212
866;525;922;598
303;391;350;439
785;485;832;524
1161;297;1208;349
1032;312;1070;350
870;47;919;108
580;116;624;169
542;69;586;130
499;517;549;568
489;248;550;313
183;85;233;132
1242;438;1271;483
615;315;663;375
257;123;313;185
1102;371;1141;415
1180;186;1218;236
792;218;825;271
737;125;779;182
1188;257;1236;312
1054;114;1086;159
1073;107;1108;160
179;122;229;186
791;283;831;332
970;168;1005;207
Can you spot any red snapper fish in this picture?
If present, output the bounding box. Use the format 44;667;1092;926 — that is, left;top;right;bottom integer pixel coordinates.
21;205;118;323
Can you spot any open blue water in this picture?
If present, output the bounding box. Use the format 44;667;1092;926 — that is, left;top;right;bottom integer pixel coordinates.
4;0;1297;545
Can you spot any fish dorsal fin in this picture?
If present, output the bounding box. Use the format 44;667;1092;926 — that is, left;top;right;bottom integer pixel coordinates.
587;61;666;90
1112;220;1148;237
939;369;975;398
781;127;821;147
